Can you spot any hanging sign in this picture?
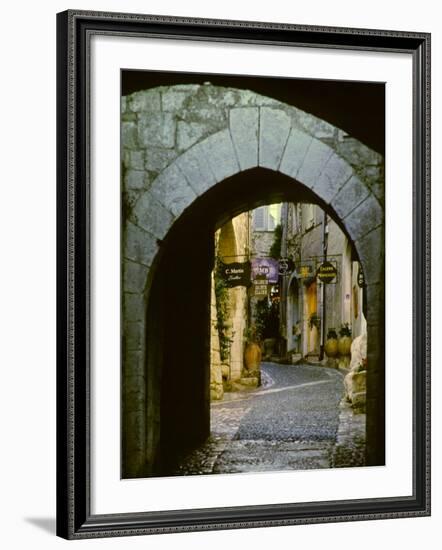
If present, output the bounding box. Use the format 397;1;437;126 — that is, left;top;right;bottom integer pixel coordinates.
294;261;314;279
357;263;366;288
278;258;294;275
220;261;251;288
251;258;279;283
317;261;337;283
252;275;268;297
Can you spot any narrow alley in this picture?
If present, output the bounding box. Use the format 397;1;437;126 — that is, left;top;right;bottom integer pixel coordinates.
171;363;365;476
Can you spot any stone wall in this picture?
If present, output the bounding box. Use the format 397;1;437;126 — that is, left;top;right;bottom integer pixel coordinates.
121;83;385;475
211;213;250;399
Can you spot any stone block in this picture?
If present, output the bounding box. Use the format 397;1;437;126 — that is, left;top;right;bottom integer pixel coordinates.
161;90;189;112
122;121;138;149
121;96;127;114
210;384;224;401
127;150;145;170
123;368;145;393
330;174;370;219
176;143;217;195
124;411;145;453
123;260;149;293
144;147;177;173
125;321;144;351
124;221;159;266
343;193;384;242
128;90;161;113
149;164;197;217
132;190;175;240
124;170;145;191
313;153;354;204
367;323;384;359
297;111;337;140
259;107;291;170
235;90;280;107
229;107;259;170
138;112;176;149
202;129;240;182
355;225;384;285
124;385;147;414
123;292;144;322
279;127;312;178
337;136;382;169
296;137;335;188
365;284;385;325
177;121;209;151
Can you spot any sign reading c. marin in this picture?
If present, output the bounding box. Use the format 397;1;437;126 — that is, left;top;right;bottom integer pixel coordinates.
220;261;251;287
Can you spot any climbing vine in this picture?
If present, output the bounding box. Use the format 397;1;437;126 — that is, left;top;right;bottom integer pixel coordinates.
269;223;282;259
214;256;232;362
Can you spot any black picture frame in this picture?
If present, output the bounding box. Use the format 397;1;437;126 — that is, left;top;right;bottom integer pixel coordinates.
56;9;431;539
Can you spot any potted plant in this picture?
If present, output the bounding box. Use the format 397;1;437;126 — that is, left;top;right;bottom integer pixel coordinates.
324;327;338;357
338;323;352;356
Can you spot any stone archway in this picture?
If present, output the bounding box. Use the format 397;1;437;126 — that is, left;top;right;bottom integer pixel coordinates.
121;85;384;477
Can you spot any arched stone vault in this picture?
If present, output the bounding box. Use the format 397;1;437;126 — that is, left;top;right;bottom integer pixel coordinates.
121;84;385;477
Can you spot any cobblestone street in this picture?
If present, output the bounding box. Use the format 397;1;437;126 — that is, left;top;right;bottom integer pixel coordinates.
171;363;366;476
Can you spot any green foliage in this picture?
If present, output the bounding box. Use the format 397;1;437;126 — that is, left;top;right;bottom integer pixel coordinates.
255;298;280;339
269;224;282;259
339;323;352;338
327;327;338;340
214;257;232;361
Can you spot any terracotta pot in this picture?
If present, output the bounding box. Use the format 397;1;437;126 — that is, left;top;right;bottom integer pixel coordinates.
244;342;262;373
324;338;338;358
338;335;352;356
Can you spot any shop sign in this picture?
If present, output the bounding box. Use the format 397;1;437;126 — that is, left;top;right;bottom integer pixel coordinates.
317;261;337;283
251;258;279;283
251;274;268;297
295;262;314;278
220;261;251;287
357;263;366;288
278;258;294;275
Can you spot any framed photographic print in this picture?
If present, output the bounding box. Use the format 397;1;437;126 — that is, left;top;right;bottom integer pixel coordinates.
56;10;430;539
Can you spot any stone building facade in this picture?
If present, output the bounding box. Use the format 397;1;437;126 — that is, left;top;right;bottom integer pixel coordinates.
281;203;366;364
210;213;250;400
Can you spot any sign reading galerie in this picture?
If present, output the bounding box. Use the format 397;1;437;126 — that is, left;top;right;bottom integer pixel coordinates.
317;261;338;283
